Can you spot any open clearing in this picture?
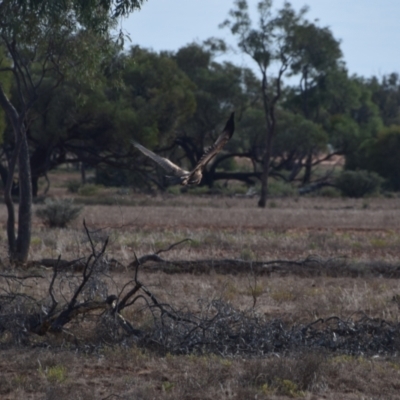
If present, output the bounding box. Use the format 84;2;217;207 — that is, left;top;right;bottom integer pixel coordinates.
1;188;400;399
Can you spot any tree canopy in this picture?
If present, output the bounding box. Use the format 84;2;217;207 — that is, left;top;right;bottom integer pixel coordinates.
0;0;146;262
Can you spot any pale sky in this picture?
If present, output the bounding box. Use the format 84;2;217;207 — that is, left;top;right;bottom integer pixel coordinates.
123;0;399;80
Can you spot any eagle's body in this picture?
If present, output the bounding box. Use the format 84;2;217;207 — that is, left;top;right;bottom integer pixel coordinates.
133;112;235;186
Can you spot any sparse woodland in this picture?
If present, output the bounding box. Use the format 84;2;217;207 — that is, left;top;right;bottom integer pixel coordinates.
1;0;400;398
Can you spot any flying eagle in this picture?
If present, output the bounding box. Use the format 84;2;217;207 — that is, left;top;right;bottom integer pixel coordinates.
132;112;235;186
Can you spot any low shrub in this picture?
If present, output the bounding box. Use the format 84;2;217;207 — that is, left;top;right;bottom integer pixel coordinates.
36;198;83;228
268;180;296;197
319;186;341;198
78;184;101;196
335;170;383;198
66;180;81;193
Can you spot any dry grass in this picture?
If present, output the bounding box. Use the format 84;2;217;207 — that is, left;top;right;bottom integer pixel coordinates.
1;195;399;263
1;176;400;398
1;347;400;399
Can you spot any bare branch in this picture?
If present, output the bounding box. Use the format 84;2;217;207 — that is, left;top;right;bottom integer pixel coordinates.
47;256;60;315
155;238;192;256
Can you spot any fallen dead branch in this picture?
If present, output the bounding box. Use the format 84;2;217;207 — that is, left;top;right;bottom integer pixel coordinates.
0;226;198;345
124;256;400;279
126;296;400;356
32;253;400;279
1;228;400;357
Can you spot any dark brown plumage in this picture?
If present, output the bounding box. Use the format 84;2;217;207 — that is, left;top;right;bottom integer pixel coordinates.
133;112;235;186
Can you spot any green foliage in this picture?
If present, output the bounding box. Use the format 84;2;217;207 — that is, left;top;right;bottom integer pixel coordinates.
240;248;254;261
3;1;144;20
0;1;129;89
2;0;397;201
96;165;128;187
367;73;400;127
217;157;237;172
274;111;328;155
345;125;400;191
335;170;383;198
285;65;383;173
45;365;67;384
174;42;257;156
318;68;362;117
222;0;346;202
267;180;296;197
78;184;101;196
319;186;341;198
274;378;305;397
289;21;342;78
28;73;125;164
365;126;400;190
21;45;196;192
0;0;147;169
0;0;145;263
95;164;147;188
124;47;196;147
221;0;300;70
327;114;360;154
66;180;81;193
36;198;83;228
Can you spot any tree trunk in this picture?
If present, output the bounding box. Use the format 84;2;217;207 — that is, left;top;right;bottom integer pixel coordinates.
258;71;276;208
0;163;19;196
30;145;50;198
0;85;32;263
31;176;39;197
302;151;313;185
258;130;273;208
15;131;32;262
80;162;86;185
0;87;19;257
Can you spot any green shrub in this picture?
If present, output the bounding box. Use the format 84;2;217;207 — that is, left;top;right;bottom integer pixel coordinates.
96;165;146;188
217;157;237;172
335;170;383;198
46;365;67;383
36;198;83;228
66;180;81;193
346;126;400;191
78;184;101;196
267;180;296;197
166;185;181;195
319;186;341;198
366;126;400;191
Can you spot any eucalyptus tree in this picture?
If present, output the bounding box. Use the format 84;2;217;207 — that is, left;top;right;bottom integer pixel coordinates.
366;73;400;127
0;46;11;142
0;45;12;187
0;0;145;263
221;0;309;207
18;46;196;194
365;125;400;190
284;20;342;183
173;42;262;187
272;110;328;181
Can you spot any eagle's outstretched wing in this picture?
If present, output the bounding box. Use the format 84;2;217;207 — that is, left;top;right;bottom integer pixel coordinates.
194;112;235;172
132;141;189;177
132;112;235;185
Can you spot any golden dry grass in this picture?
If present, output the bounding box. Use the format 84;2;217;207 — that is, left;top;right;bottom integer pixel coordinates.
1;193;398;263
1;180;400;398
